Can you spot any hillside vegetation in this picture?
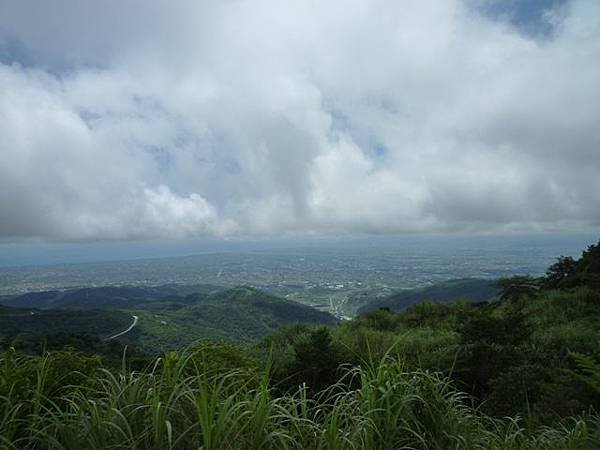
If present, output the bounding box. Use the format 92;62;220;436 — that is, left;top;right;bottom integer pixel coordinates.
127;287;339;351
2;240;600;448
0;307;132;345
358;278;500;313
0;284;221;310
0;287;338;352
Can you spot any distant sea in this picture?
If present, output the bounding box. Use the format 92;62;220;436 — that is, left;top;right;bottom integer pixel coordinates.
0;233;596;296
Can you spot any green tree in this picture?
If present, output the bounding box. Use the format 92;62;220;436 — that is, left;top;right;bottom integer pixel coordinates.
544;255;578;289
287;327;347;393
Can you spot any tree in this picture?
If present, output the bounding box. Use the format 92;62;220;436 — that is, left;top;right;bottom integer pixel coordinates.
544;256;577;289
497;275;540;301
288;327;347;393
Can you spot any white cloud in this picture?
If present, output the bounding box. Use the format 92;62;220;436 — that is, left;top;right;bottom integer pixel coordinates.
0;0;599;241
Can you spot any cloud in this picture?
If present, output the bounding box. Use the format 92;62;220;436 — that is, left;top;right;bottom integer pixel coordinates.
0;0;599;242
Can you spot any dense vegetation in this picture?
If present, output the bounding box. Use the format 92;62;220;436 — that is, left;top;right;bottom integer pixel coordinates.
0;285;221;310
2;345;599;450
0;307;132;345
0;287;338;352
127;287;339;351
2;241;600;449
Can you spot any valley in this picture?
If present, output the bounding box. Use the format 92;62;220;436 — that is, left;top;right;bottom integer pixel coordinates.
0;234;591;318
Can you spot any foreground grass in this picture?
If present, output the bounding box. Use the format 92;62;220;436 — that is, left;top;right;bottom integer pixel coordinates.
1;345;599;450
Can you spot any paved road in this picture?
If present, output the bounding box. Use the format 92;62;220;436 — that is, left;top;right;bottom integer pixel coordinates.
106;315;138;340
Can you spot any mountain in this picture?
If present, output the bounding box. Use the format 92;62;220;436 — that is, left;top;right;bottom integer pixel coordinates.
0;284;221;310
0;305;133;342
128;287;339;351
0;285;338;352
358;278;500;314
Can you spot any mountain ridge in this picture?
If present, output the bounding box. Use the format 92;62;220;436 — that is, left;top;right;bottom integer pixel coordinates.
358;278;501;314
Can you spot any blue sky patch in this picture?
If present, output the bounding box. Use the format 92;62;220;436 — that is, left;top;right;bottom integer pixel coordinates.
469;0;569;38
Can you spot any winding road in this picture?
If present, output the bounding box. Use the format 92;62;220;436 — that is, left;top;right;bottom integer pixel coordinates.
106;315;139;340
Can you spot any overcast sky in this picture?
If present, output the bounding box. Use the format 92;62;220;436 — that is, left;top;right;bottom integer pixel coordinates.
1;0;599;243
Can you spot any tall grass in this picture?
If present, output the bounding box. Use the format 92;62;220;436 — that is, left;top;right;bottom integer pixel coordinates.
1;346;599;450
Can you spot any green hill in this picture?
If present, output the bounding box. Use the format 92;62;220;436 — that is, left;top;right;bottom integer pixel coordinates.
0;306;132;342
0;286;338;352
3;283;600;448
358;278;500;314
127;287;339;351
0;284;221;310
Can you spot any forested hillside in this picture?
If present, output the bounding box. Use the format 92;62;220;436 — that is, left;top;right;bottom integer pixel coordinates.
358;278;500;313
0;307;132;344
127;287;339;351
0;287;339;352
0;284;220;310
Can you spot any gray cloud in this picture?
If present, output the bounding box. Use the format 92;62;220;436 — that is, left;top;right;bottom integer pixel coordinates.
0;0;599;242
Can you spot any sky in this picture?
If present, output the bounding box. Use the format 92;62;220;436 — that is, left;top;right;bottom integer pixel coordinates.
1;0;599;244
